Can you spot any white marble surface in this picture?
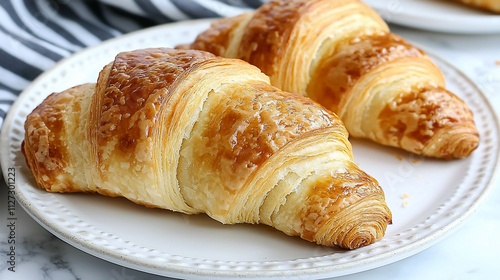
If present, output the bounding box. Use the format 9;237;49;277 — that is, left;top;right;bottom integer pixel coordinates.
1;24;500;280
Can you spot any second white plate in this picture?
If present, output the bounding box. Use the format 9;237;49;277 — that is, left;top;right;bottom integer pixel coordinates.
363;0;500;34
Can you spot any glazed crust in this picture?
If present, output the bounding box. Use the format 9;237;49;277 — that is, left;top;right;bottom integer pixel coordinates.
22;48;391;250
184;0;480;159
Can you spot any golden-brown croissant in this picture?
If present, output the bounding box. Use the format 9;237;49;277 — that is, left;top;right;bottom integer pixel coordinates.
181;0;480;159
454;0;500;13
22;48;392;250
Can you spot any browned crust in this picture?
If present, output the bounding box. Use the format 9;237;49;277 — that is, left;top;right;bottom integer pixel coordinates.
185;14;249;56
22;85;82;191
96;48;214;151
379;85;479;158
194;80;341;192
237;0;312;77
300;161;390;247
308;33;425;112
91;48;215;166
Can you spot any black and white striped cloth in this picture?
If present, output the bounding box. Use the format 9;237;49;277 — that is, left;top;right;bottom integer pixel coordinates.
0;0;265;128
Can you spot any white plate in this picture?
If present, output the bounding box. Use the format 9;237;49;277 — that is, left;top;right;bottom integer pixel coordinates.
1;19;499;279
363;0;500;34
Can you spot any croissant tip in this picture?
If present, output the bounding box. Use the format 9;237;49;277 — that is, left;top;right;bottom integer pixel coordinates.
441;134;479;160
420;127;480;159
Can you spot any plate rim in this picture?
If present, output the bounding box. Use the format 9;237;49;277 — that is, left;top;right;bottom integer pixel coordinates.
362;0;500;34
2;19;500;279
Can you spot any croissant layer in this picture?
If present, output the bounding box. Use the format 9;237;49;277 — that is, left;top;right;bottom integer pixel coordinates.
22;48;391;249
183;0;480;159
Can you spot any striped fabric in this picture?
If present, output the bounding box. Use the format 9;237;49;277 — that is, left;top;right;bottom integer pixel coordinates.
0;0;264;127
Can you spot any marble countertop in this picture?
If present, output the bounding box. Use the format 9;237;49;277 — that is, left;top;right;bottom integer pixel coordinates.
1;24;499;280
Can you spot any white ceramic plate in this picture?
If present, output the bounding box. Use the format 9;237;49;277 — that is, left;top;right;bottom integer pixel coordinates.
1;19;499;279
363;0;500;34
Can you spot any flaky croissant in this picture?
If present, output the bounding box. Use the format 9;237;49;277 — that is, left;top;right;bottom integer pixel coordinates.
182;0;480;159
454;0;500;13
22;48;391;249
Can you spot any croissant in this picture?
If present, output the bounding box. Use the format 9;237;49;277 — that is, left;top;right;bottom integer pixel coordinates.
454;0;500;13
181;0;480;159
22;48;391;249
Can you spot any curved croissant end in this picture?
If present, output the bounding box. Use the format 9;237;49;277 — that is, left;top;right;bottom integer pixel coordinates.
183;0;480;159
22;48;391;249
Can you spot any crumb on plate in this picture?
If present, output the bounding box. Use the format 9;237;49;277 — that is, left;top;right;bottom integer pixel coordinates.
394;153;403;161
401;193;410;208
